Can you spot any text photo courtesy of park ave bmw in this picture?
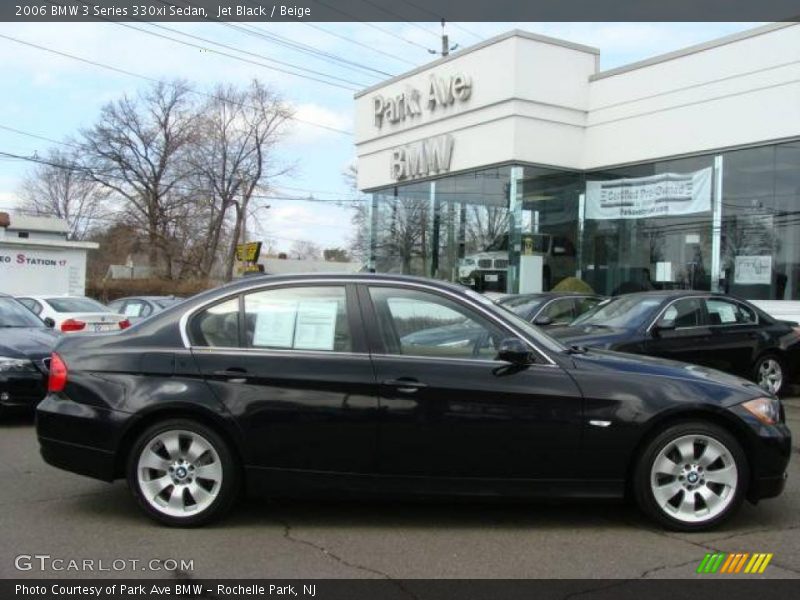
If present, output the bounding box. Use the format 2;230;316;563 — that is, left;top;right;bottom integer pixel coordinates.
1;0;800;598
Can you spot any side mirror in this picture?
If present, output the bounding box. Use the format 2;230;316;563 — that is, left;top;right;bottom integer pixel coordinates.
43;317;56;329
652;321;676;336
533;315;553;327
496;337;532;365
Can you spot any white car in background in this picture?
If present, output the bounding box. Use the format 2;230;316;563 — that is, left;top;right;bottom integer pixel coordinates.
16;295;130;334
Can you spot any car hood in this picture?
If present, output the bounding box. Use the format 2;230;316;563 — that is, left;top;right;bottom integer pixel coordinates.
549;324;631;348
0;327;60;359
568;347;766;402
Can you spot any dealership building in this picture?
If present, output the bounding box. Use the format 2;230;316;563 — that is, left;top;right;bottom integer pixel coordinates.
354;23;800;313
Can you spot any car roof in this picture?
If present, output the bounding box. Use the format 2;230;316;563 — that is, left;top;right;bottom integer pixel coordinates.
611;290;733;299
112;296;179;301
511;292;601;299
190;273;472;301
16;294;89;300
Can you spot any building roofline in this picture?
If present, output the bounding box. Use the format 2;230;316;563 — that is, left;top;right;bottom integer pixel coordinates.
590;22;797;82
354;29;600;99
0;238;99;250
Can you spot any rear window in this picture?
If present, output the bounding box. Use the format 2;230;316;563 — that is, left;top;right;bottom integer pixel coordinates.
0;298;44;327
45;297;111;313
154;298;182;308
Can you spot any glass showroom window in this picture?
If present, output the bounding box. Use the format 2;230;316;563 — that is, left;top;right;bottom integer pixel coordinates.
509;166;583;294
720;142;800;300
582;155;716;297
368;166;514;289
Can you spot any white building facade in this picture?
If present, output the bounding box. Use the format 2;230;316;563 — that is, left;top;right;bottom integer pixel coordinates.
355;23;800;309
0;213;98;296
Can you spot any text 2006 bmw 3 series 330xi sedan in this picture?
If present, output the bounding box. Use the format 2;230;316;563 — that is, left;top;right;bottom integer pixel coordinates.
35;275;791;530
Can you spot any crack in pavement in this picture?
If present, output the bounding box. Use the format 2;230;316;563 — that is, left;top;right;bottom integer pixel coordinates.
273;514;420;600
637;556;704;579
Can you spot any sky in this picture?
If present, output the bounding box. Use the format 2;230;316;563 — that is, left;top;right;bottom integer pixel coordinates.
0;21;764;255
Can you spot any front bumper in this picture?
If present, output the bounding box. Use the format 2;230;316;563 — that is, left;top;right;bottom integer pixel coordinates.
0;371;46;409
36;393;132;481
734;408;792;502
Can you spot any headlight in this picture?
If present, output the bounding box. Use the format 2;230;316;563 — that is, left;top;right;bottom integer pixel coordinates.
0;356;37;373
741;396;782;425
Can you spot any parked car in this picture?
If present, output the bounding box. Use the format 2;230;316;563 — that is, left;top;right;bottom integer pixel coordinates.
498;292;605;327
0;294;59;415
17;295;130;334
37;275;789;530
107;296;184;323
549;291;800;396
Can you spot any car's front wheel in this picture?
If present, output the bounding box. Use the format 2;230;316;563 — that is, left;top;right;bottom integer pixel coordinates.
634;422;747;531
127;419;240;526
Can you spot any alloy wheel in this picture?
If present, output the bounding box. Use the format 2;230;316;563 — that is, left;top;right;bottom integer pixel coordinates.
757;358;783;395
650;434;738;524
136;429;223;518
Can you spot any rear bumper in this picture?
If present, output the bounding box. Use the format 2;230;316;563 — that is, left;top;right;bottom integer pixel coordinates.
36;393;130;481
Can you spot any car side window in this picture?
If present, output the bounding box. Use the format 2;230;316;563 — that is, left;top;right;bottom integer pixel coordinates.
575;297;601;316
540;298;575;323
19;298;42;315
123;301;149;318
190;298;240;347
243;286;351;352
706;298;756;326
657;298;703;329
369;287;506;360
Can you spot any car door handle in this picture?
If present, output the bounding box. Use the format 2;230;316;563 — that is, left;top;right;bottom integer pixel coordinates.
214;368;248;383
382;379;427;393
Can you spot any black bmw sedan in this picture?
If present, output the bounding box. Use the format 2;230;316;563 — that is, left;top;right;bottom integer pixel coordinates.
0;294;59;415
36;275;790;530
549;291;800;396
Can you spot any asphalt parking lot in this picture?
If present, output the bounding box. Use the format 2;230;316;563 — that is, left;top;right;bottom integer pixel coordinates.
0;399;798;581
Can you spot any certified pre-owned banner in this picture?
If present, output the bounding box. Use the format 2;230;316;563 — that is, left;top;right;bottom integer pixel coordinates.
585;168;712;220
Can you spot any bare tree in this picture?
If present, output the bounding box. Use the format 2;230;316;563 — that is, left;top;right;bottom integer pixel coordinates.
79;81;198;276
290;240;322;260
199;80;294;281
17;148;110;240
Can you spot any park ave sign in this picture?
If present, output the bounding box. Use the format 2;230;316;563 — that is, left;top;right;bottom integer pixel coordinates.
373;73;472;129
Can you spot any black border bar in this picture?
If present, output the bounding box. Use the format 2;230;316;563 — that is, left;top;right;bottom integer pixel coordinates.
5;0;800;22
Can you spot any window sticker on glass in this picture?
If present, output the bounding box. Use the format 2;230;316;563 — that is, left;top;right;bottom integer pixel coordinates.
124;304;142;317
252;299;298;348
293;301;339;351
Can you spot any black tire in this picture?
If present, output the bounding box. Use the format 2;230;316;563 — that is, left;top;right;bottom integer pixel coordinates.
126;418;240;527
633;421;748;532
752;353;788;397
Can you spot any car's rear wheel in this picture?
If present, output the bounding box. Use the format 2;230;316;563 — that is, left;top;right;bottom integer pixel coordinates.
127;419;239;526
753;353;787;397
633;422;747;531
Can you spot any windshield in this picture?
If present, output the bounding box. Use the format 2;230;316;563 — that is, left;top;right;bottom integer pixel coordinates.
498;295;546;317
571;295;664;328
46;297;111;313
0;298;45;328
464;289;567;354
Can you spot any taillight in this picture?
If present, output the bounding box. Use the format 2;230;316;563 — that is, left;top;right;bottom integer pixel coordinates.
48;352;68;393
61;318;86;332
119;319;131;330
